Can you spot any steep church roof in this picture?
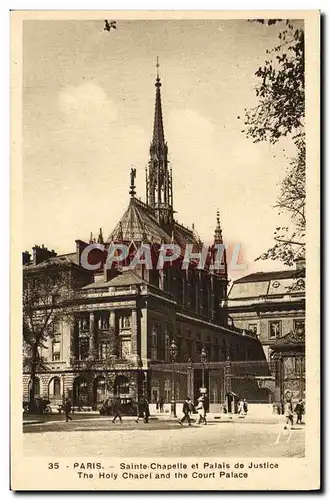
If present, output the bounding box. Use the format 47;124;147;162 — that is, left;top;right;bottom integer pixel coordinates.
106;197;172;244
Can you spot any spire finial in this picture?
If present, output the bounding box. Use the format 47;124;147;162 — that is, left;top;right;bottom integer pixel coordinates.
97;228;104;244
155;56;161;87
214;210;223;244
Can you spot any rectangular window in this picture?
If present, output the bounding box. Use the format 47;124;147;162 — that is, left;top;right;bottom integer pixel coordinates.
294;320;305;333
269;321;281;339
99;314;109;330
52;341;60;361
151;326;158;361
79;339;89;360
119;314;131;330
99;343;108;360
80;317;89;332
248;323;258;335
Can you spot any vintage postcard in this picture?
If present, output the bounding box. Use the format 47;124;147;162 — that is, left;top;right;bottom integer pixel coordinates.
11;10;320;491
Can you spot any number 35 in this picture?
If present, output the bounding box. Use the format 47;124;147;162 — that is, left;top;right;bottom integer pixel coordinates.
48;463;59;469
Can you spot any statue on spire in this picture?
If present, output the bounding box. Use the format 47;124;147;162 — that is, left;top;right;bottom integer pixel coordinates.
129;167;136;197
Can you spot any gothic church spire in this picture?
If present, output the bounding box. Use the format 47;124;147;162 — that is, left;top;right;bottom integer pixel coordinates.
147;58;173;229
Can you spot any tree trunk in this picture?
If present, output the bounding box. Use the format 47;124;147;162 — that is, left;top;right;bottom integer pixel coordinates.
29;344;39;413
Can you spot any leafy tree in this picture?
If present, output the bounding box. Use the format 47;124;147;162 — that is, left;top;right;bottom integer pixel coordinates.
257;134;305;265
23;264;76;410
242;20;305;265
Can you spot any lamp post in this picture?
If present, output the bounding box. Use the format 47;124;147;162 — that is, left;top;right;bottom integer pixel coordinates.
169;340;178;417
200;348;207;389
187;357;193;400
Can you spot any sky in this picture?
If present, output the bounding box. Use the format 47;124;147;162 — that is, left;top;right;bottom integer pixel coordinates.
22;18;301;280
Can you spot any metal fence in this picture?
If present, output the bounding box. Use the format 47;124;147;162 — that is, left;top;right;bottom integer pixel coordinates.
149;359;277;405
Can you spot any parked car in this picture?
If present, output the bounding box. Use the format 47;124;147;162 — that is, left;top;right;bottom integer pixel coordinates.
23;397;52;415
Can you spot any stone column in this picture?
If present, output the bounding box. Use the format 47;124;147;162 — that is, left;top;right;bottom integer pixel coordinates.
89;312;96;357
274;355;283;407
109;310;117;358
131;309;138;355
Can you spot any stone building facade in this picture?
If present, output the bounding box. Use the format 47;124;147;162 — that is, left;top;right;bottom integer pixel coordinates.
227;258;305;403
23;68;266;410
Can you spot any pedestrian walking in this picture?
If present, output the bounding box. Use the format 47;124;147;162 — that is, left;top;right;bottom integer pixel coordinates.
238;399;244;416
196;396;207;425
159;397;164;413
179;397;192;426
112;398;122;423
143;398;150;423
243;399;248;416
294;399;305;424
135;397;144;423
136;397;150;423
64;397;72;422
283;399;294;429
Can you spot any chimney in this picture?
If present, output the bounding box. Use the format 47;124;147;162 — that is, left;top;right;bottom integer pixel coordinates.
75;239;89;267
22;251;31;265
32;245;57;266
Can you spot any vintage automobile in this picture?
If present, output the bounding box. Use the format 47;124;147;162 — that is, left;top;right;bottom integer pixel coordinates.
23;397;52;414
98;398;138;416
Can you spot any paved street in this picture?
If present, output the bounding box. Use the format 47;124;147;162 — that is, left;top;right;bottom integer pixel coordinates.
24;418;305;458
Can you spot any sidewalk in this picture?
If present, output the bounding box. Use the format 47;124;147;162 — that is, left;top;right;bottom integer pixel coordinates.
155;411;285;424
23;410;288;426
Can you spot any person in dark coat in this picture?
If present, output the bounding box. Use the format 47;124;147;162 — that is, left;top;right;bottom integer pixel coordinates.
64;397;72;422
179;397;192;426
136;397;145;423
112;398;122;423
143;398;150;423
159;397;164;413
243;399;248;415
294;399;305;424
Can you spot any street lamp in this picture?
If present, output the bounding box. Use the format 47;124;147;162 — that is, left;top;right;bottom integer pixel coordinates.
169;340;178;417
200;348;207;389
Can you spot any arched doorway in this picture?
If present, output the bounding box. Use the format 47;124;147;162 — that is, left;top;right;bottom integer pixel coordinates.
73;376;89;406
93;376;106;405
48;377;61;402
114;375;130;397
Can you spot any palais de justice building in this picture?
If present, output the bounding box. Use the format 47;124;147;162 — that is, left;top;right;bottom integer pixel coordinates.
23;70;266;410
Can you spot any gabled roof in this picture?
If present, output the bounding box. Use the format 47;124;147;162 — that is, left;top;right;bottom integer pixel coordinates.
234;269;305;283
23;253;78;270
228;267;306;302
82;270;148;290
108;270;147;287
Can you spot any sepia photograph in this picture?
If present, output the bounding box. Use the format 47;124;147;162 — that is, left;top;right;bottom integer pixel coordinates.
11;10;320;491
